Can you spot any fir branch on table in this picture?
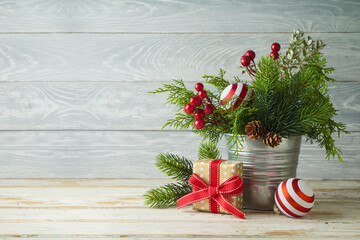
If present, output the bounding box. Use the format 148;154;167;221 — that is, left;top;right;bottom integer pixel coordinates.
154;153;193;182
144;182;192;208
198;141;222;160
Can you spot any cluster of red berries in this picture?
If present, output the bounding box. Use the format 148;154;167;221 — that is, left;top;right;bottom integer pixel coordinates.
240;42;281;77
240;50;257;76
270;42;281;59
184;83;215;129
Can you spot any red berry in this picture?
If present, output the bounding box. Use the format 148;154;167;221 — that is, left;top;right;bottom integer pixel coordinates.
194;83;204;91
184;103;196;114
245;50;256;61
203;104;214;114
271;42;281;52
240;55;251;67
194;109;205;119
194;119;205;129
189;96;202;107
198;90;208;99
270;51;279;59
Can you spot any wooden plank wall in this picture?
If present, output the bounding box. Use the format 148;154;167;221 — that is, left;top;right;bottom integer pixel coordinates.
0;0;358;179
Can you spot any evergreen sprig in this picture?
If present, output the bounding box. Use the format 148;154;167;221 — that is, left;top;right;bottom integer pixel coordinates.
226;104;256;158
198;140;222;160
144;152;194;208
161;113;194;131
149;78;194;108
203;68;230;95
279;29;326;77
154;153;193;182
145;140;225;208
151;69;234;144
143;182;192;208
251;56;304;136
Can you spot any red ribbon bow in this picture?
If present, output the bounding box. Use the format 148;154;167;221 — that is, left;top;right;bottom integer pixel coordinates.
177;159;245;219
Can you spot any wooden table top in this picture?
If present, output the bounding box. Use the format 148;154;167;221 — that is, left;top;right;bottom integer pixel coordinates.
0;179;359;239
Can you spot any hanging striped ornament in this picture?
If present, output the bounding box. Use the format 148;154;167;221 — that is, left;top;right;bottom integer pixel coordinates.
220;83;253;110
275;178;315;218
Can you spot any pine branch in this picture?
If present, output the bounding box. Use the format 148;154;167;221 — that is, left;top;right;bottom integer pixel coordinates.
193;125;224;144
144;182;192;208
144;152;195;208
161;113;194;131
154;153;193;182
226;105;253;159
203;69;230;95
198;141;222;160
148;78;195;108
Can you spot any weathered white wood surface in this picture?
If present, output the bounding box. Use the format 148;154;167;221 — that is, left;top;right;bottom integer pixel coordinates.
0;0;359;33
0;81;357;131
0;33;359;82
0;131;357;179
0;179;358;239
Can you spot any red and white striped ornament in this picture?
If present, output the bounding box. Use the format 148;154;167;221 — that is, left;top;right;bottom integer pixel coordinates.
220;83;253;110
275;178;315;218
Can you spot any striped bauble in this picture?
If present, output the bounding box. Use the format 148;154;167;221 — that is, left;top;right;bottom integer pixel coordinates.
220;83;253;110
274;178;315;218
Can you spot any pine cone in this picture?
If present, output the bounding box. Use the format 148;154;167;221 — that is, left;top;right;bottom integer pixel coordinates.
262;131;282;148
245;120;266;140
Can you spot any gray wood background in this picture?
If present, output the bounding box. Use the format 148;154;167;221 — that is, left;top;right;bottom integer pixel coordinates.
0;0;358;179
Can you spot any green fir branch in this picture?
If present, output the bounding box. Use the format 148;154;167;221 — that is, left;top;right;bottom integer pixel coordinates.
203;69;230;95
148;78;194;108
161;113;194;131
144;182;192;208
225;104;254;159
154;153;193;182
198;141;222;160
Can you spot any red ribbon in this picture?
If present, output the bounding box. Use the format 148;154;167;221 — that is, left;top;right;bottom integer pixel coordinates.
177;159;245;219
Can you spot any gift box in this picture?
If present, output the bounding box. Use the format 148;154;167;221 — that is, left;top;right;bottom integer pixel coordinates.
177;158;244;218
192;159;243;214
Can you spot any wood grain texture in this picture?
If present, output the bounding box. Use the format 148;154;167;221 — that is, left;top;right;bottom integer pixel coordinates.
0;0;359;33
0;81;357;131
0;33;359;82
0;131;357;179
0;179;358;239
328;82;360;132
0;0;359;182
0;81;174;131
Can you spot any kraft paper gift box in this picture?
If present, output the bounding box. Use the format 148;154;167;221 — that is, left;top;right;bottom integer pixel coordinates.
192;159;243;213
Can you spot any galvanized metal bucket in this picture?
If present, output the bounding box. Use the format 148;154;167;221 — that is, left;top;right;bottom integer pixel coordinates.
225;134;302;210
